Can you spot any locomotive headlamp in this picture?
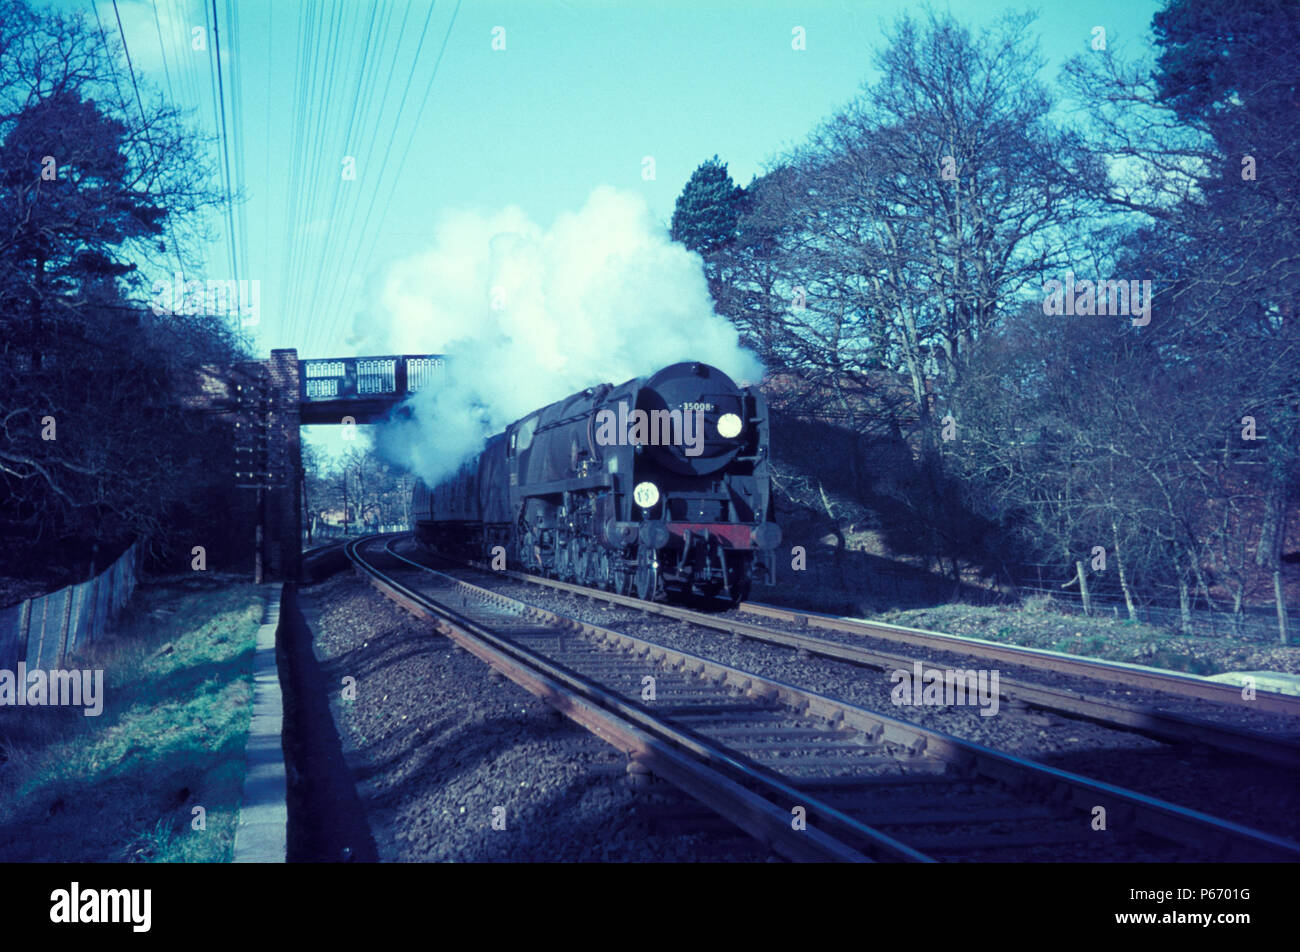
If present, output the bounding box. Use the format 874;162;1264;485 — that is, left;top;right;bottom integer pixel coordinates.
717;413;743;439
633;481;660;509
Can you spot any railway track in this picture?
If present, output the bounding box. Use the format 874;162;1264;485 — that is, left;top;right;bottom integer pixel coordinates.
739;601;1300;716
401;541;1300;770
346;533;1300;862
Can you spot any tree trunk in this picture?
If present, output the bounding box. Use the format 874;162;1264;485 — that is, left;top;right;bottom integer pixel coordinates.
31;253;46;370
1178;575;1192;635
342;473;350;536
1256;479;1286;568
1112;522;1137;621
818;480;846;585
302;470;312;544
1274;570;1289;646
1076;560;1091;616
1257;478;1288;645
254;488;264;584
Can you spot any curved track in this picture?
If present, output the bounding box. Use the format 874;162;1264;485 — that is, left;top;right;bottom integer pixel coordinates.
409;542;1300;769
345;533;1300;862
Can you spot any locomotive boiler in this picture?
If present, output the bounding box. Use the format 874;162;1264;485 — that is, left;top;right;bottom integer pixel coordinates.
411;361;781;602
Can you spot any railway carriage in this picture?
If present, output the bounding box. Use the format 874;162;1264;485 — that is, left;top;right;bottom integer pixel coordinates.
412;361;781;602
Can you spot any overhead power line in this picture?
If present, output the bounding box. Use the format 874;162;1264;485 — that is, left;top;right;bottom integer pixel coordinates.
317;0;462;353
208;0;241;290
96;1;187;280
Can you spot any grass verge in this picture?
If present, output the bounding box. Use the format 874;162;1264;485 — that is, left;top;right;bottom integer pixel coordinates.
0;574;264;862
873;601;1300;676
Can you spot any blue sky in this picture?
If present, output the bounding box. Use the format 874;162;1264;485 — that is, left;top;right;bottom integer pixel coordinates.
77;0;1165;358
70;0;1164;456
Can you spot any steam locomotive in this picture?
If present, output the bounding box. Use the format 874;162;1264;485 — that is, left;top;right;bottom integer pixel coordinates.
411;361;781;602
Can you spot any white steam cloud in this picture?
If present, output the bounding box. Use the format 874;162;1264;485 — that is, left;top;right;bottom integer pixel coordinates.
362;186;762;488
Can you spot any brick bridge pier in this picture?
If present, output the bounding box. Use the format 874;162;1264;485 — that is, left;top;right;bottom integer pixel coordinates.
189;348;444;581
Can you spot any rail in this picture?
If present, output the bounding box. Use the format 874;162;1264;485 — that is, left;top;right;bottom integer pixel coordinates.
408;542;1300;765
348;534;1300;862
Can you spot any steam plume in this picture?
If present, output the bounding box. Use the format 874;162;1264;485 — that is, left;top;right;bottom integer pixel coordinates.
361;186;762;487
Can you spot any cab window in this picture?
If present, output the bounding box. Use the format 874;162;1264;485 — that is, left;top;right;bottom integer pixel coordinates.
515;415;538;452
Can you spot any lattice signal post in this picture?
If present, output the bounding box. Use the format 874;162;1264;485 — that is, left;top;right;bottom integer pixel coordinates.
231;354;295;582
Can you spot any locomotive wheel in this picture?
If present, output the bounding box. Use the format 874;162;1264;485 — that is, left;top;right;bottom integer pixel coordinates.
633;548;660;601
571;538;583;582
613;560;634;596
593;550;612;590
577;538;595;582
557;536;578;583
729;577;752;607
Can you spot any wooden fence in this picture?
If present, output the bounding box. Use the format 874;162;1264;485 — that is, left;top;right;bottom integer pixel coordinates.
0;544;141;671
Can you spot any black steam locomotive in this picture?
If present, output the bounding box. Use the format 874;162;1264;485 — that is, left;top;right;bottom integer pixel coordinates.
411;361;781;602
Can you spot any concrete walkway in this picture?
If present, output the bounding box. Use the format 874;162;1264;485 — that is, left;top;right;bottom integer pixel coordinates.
233;585;287;862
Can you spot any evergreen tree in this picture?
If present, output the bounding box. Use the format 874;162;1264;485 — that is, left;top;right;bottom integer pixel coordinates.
0;0;243;571
670;155;742;255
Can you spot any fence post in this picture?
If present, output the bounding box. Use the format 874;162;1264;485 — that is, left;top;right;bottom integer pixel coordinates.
56;585;73;667
70;582;86;656
88;570;101;646
33;595;50;670
17;598;31;665
114;557;125;614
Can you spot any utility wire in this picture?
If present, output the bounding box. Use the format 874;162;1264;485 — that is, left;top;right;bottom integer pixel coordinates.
297;0;384;352
345;0;461;351
321;0;451;350
307;0;413;351
209;0;241;292
101;0;187;281
285;0;352;345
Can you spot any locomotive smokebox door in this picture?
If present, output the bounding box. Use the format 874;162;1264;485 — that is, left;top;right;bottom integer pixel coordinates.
638;362;748;477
